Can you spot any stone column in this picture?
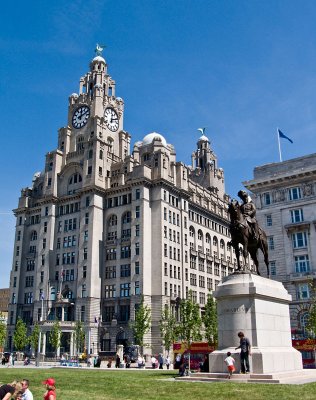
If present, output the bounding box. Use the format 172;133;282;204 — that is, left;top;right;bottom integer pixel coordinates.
70;331;74;357
42;332;46;355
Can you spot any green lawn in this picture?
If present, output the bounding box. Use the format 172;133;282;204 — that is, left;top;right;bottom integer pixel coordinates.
1;368;316;400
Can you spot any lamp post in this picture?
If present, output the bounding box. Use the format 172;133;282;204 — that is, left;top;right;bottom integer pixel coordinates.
36;294;44;367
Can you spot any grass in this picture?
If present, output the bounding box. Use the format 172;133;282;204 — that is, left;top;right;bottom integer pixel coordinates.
1;368;316;400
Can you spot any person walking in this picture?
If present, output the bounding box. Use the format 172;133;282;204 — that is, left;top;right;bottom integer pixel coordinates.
21;379;33;400
42;378;56;400
165;355;171;370
235;331;251;373
224;352;236;379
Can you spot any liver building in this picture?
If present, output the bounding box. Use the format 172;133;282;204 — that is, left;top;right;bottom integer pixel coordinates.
7;49;233;356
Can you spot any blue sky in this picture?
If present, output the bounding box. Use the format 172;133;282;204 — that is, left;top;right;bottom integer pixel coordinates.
0;0;315;288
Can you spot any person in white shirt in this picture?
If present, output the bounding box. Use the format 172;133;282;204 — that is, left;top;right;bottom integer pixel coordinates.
21;379;33;400
224;352;236;379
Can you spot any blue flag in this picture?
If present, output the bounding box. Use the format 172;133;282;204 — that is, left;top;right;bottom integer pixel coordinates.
278;129;293;143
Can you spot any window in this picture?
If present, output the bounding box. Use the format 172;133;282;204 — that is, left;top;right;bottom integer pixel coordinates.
85;196;90;207
120;283;131;297
295;255;310;273
45;206;49;216
83;265;87;278
135;262;140;275
119;305;130;321
164;208;167;221
266;215;272;227
44;222;48;233
82;284;87;298
263;193;271;205
84;230;88;241
120;264;131;277
13;277;17;287
31;231;38;241
268;236;274;250
135;243;140;255
42;238;46;249
85;212;89;224
291;209;304;223
17;231;21;241
289;187;302;201
105;285;116;298
80;306;85;322
136;189;140;200
135;225;140;237
103;306;115;322
292;232;307;248
99;150;103;159
297;283;309;300
122;212;131;224
12;293;16;304
121;246;131;259
269;261;276;276
24;292;33;304
40;271;44;283
135;281;140;295
135;206;140;218
108;215;117;226
106;248;116;260
29;245;36;254
83;248;88;260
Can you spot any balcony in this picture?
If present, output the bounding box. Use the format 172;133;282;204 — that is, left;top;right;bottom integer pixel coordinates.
288;270;316;282
284;221;311;234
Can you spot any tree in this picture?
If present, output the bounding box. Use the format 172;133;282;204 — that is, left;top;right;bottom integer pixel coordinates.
177;291;202;371
130;296;151;353
74;321;85;356
0;312;6;351
306;282;316;338
202;293;218;347
13;317;28;352
29;322;40;355
159;306;177;354
49;320;62;358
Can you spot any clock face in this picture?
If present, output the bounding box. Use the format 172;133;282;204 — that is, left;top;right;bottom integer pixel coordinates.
104;107;119;132
72;105;90;129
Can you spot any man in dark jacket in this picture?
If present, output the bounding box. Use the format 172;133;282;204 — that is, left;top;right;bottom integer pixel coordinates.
235;331;251;373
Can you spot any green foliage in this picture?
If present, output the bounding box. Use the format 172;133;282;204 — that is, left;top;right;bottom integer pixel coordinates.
13;317;28;351
74;321;85;355
29;322;40;354
177;291;202;347
160;306;177;352
130;296;151;347
0;312;6;349
202;293;218;346
49;320;62;357
306;282;316;338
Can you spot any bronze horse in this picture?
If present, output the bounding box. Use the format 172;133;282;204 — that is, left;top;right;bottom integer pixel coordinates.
228;200;269;276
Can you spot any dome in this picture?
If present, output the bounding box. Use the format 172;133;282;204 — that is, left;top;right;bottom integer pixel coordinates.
91;56;106;64
142;132;167;147
198;134;209;142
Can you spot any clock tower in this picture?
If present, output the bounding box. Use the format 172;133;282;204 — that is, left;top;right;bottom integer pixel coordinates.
57;47;130;191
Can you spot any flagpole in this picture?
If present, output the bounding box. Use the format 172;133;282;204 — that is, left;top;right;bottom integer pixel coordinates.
277;128;282;162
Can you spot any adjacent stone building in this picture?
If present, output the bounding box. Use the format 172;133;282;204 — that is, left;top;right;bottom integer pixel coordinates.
244;154;316;337
7;50;234;356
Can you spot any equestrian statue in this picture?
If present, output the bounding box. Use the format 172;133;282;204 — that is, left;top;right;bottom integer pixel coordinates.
228;190;269;276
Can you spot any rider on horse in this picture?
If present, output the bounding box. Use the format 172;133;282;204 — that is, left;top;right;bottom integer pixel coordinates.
237;190;260;241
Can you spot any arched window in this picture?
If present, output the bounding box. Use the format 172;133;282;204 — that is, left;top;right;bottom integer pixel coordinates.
107;137;113;151
300;312;310;337
31;230;38;241
189;226;195;238
122;212;131;224
198;230;203;241
220;239;225;249
99;150;103;160
213;236;218;246
108;215;117;227
68;173;82;185
205;234;211;244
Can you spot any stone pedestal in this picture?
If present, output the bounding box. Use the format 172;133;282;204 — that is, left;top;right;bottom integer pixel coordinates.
209;273;303;374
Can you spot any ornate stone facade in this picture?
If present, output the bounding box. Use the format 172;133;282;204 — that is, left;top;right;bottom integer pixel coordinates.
7;51;234;356
244;154;316;338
